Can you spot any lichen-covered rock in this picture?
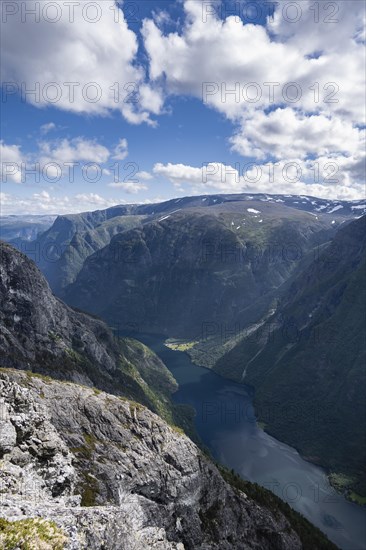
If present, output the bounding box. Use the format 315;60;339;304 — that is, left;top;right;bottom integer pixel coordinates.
0;371;304;550
0;374;77;507
0;401;17;454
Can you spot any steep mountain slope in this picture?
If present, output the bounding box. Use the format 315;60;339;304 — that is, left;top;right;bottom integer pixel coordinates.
0;244;338;549
215;216;366;498
65;202;337;338
11;193;364;297
30;211;145;294
0;214;56;243
0;241;184;429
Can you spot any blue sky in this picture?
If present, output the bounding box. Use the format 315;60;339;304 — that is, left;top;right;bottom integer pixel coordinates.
1;0;365;213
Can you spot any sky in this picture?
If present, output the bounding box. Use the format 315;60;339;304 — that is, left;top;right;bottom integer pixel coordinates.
0;0;365;214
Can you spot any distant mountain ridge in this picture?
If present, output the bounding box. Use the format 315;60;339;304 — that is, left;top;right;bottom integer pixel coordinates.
0;214;56;244
63;196;350;337
3;193;365;501
4;193;364;295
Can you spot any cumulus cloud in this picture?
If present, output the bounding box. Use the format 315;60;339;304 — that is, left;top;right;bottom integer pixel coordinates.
143;0;365;122
142;0;365;197
108;181;148;194
230;108;365;160
153;162;244;192
2;0;365;205
1;137;128;184
1;0;162;123
39;138;111;165
0;141;25;183
136;171;153;180
0;190;123;215
153;159;365;200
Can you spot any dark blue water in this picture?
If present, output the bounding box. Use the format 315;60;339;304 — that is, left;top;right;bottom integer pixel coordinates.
138;334;366;550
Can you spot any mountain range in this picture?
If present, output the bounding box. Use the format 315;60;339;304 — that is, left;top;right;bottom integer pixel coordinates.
1;191;365;547
0;214;56;245
5;193;364;298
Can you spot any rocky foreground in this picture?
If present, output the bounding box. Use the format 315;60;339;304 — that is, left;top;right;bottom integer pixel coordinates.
0;370;305;550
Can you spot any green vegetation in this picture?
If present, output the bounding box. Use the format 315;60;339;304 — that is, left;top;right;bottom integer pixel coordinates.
70;433;99;506
48;331;62;343
349;492;366;506
117;338;198;442
329;473;366;505
216;217;366;498
33;210;146;294
0;518;67;549
79;473;99;507
70;432;97;461
328;473;355;492
219;467;338;550
25;371;53;384
165;340;199;352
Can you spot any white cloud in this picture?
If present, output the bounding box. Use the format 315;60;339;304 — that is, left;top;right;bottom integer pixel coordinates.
108;181;148;194
136;171;153;180
268;0;365;55
153;162;244;192
39;138;110;165
113;139;128;160
230;108;365;160
0;141;25;183
40;122;56;135
1;0;161;123
1;137;124;185
1;1;365;204
142;0;365;198
143;0;365;122
153;159;365;200
0;190;123;215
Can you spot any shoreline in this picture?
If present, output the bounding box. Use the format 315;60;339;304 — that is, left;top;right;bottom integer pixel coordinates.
162;339;366;508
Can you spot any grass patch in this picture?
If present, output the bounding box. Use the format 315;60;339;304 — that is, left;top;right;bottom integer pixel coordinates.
48;331;62;343
0;517;67;549
70;433;97;461
349;492;366;506
165;340;199;352
328;472;355;492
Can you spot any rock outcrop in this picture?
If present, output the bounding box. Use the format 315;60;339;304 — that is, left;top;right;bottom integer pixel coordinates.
0;242;179;425
0;371;306;549
0;241;121;381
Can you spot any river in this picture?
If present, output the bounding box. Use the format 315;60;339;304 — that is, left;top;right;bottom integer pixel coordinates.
137;334;366;550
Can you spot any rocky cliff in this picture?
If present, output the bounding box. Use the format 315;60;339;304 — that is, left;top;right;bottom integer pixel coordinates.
0;241;182;428
0;371;337;549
